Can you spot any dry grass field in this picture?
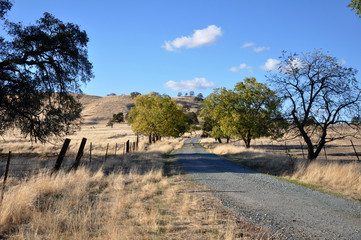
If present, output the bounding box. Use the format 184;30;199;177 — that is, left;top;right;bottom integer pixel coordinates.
0;94;200;177
0;94;270;239
0;138;270;239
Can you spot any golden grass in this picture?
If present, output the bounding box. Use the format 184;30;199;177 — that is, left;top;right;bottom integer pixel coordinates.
200;139;295;175
200;138;361;201
0;158;269;239
290;161;361;200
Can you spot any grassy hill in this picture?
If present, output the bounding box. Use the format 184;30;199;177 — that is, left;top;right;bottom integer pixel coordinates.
78;94;202;125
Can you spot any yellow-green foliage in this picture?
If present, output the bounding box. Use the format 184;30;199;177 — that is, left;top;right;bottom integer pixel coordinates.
200;78;283;147
128;93;188;138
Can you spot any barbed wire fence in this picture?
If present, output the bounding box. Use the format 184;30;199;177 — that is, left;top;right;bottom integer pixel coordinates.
0;137;141;199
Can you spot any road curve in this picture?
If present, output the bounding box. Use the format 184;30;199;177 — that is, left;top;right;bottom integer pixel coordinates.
175;138;361;239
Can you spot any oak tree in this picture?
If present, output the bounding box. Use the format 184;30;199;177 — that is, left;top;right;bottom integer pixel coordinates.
200;78;283;147
0;0;93;142
267;50;360;160
128;93;187;143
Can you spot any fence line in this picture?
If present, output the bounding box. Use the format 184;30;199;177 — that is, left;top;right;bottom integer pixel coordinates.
1;138;141;179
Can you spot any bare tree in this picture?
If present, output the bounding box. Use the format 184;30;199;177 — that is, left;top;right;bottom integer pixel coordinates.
268;50;360;160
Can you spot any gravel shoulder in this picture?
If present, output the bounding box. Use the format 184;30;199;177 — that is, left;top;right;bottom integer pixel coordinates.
175;138;361;239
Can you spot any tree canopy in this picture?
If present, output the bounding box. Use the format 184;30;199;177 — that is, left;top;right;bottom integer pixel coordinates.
128;93;187;142
348;0;361;17
200;78;284;147
267;49;360;160
0;0;93;142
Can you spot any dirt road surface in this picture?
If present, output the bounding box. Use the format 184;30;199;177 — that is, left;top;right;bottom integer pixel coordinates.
175;139;361;239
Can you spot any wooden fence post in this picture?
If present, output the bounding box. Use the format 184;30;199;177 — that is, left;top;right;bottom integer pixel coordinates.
69;138;87;171
126;140;130;153
350;140;360;161
300;141;305;159
89;142;92;163
115;143;117;158
136;135;139;151
105;143;109;162
1;151;11;203
51;138;71;175
284;141;289;154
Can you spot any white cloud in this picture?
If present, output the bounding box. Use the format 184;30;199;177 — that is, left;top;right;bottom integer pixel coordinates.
260;58;281;71
241;42;270;53
230;63;253;73
164;77;215;91
253;46;270;53
162;25;223;51
261;58;308;72
241;42;255;48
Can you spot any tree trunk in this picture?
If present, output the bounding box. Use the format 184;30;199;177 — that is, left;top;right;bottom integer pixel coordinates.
226;137;230;143
149;134;152;144
217;138;222;143
244;138;251;148
244;129;251;148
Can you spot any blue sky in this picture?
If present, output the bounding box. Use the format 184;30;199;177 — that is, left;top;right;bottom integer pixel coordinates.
4;0;361;97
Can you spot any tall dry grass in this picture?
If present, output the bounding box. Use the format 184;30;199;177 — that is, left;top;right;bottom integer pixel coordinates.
0;139;269;239
290;161;361;200
200;138;361;201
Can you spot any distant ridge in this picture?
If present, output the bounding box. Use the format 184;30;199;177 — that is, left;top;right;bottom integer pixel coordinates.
77;94;201;125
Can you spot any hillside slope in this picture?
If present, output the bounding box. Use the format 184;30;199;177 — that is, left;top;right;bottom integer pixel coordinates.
78;94;201;125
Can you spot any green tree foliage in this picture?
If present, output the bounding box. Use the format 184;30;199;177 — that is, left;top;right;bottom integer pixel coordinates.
130;92;141;99
200;78;284;147
351;116;361;124
348;0;361;17
185;112;199;135
106;112;124;127
185;112;199;125
128;93;187;142
0;1;93;142
268;50;360;160
199;88;231;143
195;93;204;101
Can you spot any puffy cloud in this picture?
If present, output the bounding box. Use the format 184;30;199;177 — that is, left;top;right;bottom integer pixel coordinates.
261;58;308;72
230;63;253;73
164;77;215;91
260;58;281;71
162;25;223;51
241;42;255;48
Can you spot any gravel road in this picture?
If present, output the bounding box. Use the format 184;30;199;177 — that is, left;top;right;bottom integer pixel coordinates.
175;138;361;239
